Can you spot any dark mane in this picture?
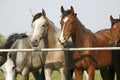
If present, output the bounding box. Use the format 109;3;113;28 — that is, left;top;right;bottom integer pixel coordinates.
32;13;42;22
112;18;120;25
2;33;28;49
0;33;28;66
62;10;71;18
61;9;77;18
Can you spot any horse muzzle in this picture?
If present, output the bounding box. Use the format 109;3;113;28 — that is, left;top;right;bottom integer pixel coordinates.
31;39;39;47
58;37;68;45
109;41;117;47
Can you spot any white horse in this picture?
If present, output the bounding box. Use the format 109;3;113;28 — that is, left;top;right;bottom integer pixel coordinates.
1;57;15;80
30;9;74;80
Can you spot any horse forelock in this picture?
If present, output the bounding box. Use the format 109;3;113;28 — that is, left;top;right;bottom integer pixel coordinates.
61;9;77;18
111;19;120;26
32;13;42;23
61;10;71;18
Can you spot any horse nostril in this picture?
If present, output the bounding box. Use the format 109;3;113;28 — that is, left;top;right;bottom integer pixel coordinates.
32;39;39;46
34;39;38;43
64;37;67;40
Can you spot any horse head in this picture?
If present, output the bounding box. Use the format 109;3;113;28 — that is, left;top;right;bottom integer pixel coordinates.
59;6;78;45
30;9;48;47
0;57;16;80
109;15;120;47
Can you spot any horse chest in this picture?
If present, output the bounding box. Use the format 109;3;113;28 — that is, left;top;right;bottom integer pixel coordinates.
45;51;65;62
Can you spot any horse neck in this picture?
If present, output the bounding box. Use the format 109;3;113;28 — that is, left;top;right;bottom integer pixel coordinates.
71;20;89;48
47;21;62;48
95;29;111;46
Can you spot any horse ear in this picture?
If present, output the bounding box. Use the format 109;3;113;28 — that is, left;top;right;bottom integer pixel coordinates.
110;15;114;22
61;6;65;14
30;9;36;17
42;9;46;17
70;6;74;14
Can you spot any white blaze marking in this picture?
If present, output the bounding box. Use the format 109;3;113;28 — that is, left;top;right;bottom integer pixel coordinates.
59;25;65;42
63;17;69;23
59;17;69;43
114;25;116;28
84;71;89;80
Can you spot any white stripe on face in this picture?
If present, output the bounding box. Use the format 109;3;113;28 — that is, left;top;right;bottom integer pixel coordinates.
63;17;69;23
59;24;65;42
59;17;69;43
114;25;116;28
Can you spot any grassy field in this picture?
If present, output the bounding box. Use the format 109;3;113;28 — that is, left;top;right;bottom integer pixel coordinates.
0;70;103;80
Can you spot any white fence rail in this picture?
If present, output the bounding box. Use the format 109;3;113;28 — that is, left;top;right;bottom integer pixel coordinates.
0;47;120;52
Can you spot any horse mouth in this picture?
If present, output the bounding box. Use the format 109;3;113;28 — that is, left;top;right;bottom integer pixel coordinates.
31;41;39;47
58;37;69;46
31;36;44;47
31;38;41;47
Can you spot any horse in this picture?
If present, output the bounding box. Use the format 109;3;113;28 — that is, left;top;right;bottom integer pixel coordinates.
0;33;45;80
0;33;23;80
0;33;29;80
108;15;120;80
30;9;73;80
0;33;20;67
58;6;114;80
109;15;120;46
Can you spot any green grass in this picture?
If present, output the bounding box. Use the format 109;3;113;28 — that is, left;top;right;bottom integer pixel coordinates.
0;70;115;80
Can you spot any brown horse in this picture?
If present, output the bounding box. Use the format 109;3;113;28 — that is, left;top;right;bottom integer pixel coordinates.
108;15;120;80
109;15;120;46
58;6;113;80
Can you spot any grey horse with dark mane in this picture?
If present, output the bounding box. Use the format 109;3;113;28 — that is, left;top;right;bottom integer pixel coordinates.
0;33;20;66
0;33;45;80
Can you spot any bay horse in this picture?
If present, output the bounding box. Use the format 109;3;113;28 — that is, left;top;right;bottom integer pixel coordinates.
108;15;120;80
1;33;45;80
58;6;113;80
30;9;73;80
109;15;120;46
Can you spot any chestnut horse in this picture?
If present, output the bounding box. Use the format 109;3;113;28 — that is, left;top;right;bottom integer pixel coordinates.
58;6;113;80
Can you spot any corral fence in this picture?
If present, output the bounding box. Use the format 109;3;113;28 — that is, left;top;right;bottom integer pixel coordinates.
0;47;120;52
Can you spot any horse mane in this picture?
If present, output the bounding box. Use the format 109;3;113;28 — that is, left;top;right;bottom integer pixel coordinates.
0;33;28;66
61;9;91;33
61;9;77;18
32;13;42;22
80;22;92;33
1;33;28;49
48;19;55;25
95;29;110;34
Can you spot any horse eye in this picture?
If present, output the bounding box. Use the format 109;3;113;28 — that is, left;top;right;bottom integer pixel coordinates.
71;22;74;25
12;66;15;70
42;24;45;27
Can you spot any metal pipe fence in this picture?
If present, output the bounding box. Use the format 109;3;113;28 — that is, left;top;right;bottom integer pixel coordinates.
0;47;120;52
